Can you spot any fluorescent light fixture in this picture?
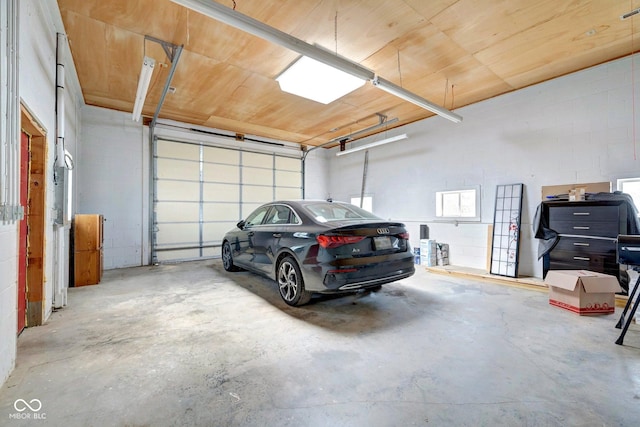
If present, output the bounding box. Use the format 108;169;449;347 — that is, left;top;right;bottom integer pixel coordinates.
132;56;156;122
372;76;462;123
336;134;408;156
277;56;366;104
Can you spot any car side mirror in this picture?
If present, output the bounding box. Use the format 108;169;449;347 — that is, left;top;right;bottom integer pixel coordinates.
237;220;245;230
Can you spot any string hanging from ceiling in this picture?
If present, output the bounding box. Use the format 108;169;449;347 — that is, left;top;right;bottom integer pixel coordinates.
397;49;403;88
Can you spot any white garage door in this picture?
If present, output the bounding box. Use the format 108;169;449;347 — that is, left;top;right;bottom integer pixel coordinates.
152;139;301;263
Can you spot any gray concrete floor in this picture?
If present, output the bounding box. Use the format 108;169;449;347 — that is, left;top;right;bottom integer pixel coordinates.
1;261;640;426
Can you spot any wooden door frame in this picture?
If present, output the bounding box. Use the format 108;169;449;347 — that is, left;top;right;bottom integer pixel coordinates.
20;106;47;327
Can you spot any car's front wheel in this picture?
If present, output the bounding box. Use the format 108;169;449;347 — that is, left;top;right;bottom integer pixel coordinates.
277;256;312;306
222;241;240;272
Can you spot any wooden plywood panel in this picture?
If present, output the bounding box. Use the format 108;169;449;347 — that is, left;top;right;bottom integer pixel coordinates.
474;1;635;86
74;250;102;286
430;0;566;54
364;23;469;81
59;0;640;148
74;214;102;251
289;0;425;64
61;10;109;96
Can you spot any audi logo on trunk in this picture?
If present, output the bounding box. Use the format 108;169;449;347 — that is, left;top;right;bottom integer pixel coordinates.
377;228;390;234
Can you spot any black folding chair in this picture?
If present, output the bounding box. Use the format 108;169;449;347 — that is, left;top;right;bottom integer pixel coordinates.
615;235;640;345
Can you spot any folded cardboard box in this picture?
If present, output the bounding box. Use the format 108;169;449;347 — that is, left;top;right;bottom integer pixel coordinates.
545;270;621;315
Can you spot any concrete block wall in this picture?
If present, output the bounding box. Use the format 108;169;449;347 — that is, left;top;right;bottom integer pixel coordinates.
329;55;640;278
78;106;146;269
304;147;330;200
0;227;17;386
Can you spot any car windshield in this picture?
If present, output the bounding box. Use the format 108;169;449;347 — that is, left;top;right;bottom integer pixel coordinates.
303;202;381;223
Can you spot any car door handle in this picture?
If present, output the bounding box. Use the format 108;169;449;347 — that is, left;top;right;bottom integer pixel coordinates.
247;232;254;237
272;233;282;238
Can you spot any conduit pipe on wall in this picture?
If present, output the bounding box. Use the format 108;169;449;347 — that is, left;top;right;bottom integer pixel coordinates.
0;0;20;223
55;33;66;168
53;32;68;309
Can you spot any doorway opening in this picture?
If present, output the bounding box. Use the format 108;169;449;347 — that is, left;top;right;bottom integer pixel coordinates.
20;106;47;330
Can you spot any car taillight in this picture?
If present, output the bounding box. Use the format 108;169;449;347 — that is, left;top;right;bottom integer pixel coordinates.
398;232;410;240
317;234;366;248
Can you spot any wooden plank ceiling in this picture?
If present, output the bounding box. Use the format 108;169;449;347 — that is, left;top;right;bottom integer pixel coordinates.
57;0;640;147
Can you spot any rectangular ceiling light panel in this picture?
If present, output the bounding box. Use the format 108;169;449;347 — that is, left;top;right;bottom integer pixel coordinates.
276;56;366;104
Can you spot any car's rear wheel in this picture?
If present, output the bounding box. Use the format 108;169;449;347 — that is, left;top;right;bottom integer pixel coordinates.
222;241;240;272
277;256;312;306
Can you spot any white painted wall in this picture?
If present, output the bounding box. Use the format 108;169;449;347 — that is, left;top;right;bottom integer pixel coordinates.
329;55;640;278
304;147;331;200
0;0;83;387
77;106;146;269
0;0;18;391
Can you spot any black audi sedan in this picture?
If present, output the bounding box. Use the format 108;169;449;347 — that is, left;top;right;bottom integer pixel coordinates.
221;200;415;306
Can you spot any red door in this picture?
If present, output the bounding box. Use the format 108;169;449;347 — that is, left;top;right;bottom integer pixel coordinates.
17;131;29;334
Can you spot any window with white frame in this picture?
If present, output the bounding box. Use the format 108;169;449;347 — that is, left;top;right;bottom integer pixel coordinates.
350;195;373;213
618;177;640;217
435;187;480;221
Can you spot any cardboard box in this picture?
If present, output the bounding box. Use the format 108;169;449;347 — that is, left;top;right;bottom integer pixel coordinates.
545;270;622;315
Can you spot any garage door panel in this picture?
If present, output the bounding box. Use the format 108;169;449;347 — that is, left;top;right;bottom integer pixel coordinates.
203;203;240;221
154;139;301;262
157;141;200;160
156;202;200;223
275;170;301;187
156;223;199;245
203;163;240;183
202;183;239;202
157;158;199;180
202;247;221;258
156;249;201;262
243;185;273;203
204;222;237;242
157;181;200;201
241;203;264;217
203;146;239;165
275;187;302;200
243;152;272;168
243;167;272;185
275;156;300;171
